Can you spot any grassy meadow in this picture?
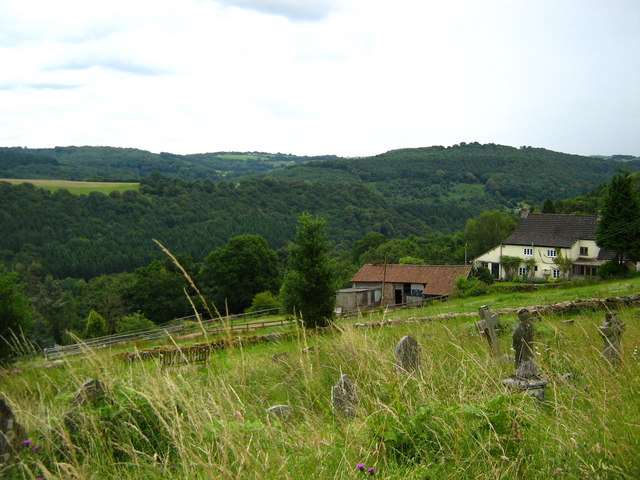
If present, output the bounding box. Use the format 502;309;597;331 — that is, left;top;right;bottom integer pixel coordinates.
2;279;640;479
0;178;140;195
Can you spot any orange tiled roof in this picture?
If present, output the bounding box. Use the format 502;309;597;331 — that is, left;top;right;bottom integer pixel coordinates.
351;264;472;296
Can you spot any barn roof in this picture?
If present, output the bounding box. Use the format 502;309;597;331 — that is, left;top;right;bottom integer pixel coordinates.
351;264;472;296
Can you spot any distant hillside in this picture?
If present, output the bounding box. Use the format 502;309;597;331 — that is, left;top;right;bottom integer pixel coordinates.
267;142;640;206
0;146;336;181
2;142;639;279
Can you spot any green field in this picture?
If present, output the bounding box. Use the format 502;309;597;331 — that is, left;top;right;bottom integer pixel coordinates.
3;278;640;479
0;178;140;195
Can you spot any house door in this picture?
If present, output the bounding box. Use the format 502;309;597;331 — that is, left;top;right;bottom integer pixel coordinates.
394;289;402;305
491;263;499;278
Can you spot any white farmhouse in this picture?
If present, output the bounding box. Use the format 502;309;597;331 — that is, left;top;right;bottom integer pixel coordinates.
473;212;614;281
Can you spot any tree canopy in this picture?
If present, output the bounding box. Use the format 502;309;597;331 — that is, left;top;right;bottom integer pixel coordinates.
596;172;640;263
281;214;336;328
200;234;280;314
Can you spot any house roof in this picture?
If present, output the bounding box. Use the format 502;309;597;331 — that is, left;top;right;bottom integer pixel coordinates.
351;264;472;296
502;214;598;248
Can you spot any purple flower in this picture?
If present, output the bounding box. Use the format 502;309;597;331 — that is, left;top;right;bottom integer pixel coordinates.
583;385;590;391
356;463;366;471
367;467;375;475
31;445;41;451
22;440;32;447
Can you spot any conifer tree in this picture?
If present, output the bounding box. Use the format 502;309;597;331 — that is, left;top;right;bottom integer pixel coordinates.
281;214;336;328
596;172;640;264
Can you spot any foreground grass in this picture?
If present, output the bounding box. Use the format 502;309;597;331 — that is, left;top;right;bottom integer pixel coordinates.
0;178;140;195
2;286;640;479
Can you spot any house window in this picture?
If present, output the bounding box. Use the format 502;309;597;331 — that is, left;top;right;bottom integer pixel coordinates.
547;249;557;258
523;248;533;256
580;247;588;256
518;267;527;277
552;269;561;279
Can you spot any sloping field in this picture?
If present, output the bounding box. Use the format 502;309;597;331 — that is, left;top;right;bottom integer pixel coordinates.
0;178;139;195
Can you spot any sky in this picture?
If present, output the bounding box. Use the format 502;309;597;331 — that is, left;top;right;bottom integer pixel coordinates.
1;0;639;158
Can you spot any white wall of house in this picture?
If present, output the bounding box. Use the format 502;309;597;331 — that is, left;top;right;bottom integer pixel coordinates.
475;240;603;281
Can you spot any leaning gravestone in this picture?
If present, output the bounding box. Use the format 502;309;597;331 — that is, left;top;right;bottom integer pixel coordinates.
332;374;358;419
71;378;107;407
0;397;26;464
476;305;502;358
599;312;626;364
502;308;546;401
394;335;421;375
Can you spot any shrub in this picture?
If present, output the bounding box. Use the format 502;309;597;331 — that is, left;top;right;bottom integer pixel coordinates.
471;265;494;285
84;310;107;339
245;291;282;313
454;276;489;297
116;312;156;334
597;260;634;279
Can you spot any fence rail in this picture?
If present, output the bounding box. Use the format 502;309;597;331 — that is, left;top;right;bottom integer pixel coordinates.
43;308;285;360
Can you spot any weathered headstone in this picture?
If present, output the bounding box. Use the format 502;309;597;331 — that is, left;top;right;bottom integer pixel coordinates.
476;305;502;357
394;335;421;375
71;378;107;407
502;308;546;401
266;405;294;419
332;374;358;419
513;308;537;378
0;397;26;464
599;311;626;364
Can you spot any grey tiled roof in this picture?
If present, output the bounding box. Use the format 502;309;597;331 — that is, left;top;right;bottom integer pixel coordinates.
503;214;598;248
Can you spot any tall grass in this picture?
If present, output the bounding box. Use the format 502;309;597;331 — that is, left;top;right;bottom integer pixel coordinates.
2;301;639;478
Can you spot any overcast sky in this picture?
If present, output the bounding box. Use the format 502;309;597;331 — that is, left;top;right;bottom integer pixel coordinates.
1;0;638;157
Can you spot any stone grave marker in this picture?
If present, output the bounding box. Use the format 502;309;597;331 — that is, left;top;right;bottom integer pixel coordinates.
394;335;421;375
502;308;546;401
332;374;358;419
0;397;26;464
599;311;626;364
476;305;502;358
71;378;107;407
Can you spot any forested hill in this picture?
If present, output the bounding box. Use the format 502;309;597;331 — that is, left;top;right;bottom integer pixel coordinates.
2;142;639;279
0;176;412;278
0;146;335;181
265;143;640;206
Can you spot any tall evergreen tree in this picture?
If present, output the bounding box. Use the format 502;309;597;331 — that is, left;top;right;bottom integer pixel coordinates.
281;214;336;328
541;198;556;213
596;172;640;264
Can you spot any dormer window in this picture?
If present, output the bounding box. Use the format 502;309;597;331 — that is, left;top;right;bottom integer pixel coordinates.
580;247;588;256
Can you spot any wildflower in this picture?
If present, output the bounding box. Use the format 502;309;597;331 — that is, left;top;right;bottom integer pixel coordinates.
31;445;41;451
367;467;375;475
583;385;590;391
356;463;366;471
21;440;32;447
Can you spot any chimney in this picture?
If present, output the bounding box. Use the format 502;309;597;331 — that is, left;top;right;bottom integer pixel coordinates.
520;206;530;219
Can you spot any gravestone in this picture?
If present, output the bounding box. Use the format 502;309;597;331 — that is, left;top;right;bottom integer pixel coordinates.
599;312;626;364
71;378;107;407
266;405;294;419
0;397;26;464
502;308;546;401
394;335;421;375
476;305;502;357
332;374;358;419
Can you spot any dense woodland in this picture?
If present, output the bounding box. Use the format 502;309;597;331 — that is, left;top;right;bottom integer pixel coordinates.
1;143;639;352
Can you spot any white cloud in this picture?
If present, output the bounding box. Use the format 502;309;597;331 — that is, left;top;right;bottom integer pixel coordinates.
215;0;340;22
0;0;638;156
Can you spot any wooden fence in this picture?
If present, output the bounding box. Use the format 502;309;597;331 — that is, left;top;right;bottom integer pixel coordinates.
43;309;285;360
